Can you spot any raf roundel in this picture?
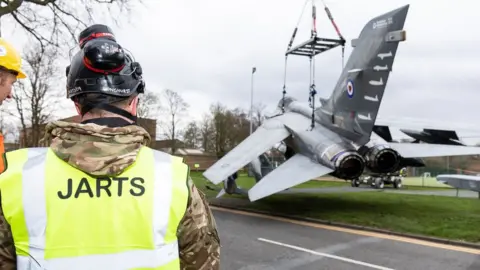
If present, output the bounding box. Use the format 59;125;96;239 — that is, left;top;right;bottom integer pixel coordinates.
346;79;354;98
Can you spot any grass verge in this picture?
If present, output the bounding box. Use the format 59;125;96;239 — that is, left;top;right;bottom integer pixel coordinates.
227;193;480;243
190;171;349;192
191;172;480;244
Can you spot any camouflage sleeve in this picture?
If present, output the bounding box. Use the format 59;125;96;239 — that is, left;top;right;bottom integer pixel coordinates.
0;192;16;270
177;177;220;270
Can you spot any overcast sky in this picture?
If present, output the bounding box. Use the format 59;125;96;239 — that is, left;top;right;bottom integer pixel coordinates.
3;0;480;141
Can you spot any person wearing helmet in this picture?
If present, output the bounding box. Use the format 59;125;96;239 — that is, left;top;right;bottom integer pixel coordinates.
0;38;26;106
0;38;27;155
77;23;116;49
0;25;220;269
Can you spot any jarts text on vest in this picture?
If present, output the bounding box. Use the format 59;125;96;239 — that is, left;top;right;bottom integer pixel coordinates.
58;176;146;199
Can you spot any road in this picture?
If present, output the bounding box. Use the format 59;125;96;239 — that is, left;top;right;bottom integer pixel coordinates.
213;207;480;270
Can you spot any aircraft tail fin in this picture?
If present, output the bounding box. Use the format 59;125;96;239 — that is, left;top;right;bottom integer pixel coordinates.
322;5;409;145
320;97;328;107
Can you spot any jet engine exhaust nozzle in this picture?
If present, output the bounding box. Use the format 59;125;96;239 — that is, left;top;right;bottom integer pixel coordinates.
363;145;401;173
332;151;365;180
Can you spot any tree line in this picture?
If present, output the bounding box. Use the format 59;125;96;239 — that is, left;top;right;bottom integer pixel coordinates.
126;89;268;157
181;102;266;157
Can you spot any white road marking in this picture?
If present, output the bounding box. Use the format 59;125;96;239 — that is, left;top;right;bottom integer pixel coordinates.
257;238;395;270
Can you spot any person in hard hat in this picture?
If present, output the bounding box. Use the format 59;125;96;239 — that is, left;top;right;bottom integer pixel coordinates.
399;167;407;177
0;38;27;155
0;38;26;105
0;25;220;269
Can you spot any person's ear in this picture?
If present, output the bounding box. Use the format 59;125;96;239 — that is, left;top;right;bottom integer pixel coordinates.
74;102;81;115
128;96;139;116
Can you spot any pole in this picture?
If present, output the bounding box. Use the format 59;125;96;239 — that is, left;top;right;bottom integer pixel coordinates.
446;156;450;173
250;67;256;135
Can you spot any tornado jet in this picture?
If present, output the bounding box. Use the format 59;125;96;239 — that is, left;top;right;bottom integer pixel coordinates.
203;5;480;202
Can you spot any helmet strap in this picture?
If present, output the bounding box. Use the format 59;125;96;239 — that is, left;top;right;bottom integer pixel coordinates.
80;102;138;123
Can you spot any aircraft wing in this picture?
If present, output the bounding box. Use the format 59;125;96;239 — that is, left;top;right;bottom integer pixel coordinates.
388;143;480;158
248;153;333;201
375;117;480;133
437;174;480;192
372;117;480;146
203;116;290;184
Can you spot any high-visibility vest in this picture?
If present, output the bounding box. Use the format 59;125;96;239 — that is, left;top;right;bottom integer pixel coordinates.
0;133;4;174
0;133;4;153
0;146;190;270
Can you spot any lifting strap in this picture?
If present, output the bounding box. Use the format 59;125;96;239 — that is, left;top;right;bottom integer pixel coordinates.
308;1;317;130
282;0;309;113
282;0;346;118
320;0;346;68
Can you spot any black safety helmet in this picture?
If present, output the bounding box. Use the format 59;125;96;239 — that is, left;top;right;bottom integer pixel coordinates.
65;25;145;122
78;24;116;49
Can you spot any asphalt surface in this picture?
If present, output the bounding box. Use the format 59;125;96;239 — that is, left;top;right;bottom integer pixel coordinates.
213;208;480;270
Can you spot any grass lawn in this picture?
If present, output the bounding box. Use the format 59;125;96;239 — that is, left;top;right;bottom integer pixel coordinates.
236;192;480;243
190;171;349;190
191;171;451;194
402;177;453;188
190;171;349;199
191;172;480;243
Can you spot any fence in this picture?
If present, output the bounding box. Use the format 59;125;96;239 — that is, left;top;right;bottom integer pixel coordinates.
408;167;480;177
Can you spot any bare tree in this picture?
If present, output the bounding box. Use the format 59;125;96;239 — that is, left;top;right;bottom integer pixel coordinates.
208;103;250;157
137;91;161;119
0;0;142;52
0;109;15;142
209;103;228;157
198;113;214;153
182;121;200;149
251;102;266;130
7;43;62;147
159;89;189;154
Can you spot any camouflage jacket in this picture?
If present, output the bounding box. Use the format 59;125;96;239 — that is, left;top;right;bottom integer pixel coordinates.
0;120;220;270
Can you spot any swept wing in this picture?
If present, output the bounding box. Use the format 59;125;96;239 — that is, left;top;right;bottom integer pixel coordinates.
203;116;290;184
375;117;480;133
437;174;480;192
388;143;480;158
248;154;333;201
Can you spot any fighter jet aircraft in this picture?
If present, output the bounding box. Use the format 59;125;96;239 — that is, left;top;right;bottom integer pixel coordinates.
203;4;480;202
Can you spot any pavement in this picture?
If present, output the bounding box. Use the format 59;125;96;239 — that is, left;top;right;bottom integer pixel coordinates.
213;207;480;270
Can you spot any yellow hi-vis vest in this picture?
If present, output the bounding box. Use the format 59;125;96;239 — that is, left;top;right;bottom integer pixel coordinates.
0;146;190;270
